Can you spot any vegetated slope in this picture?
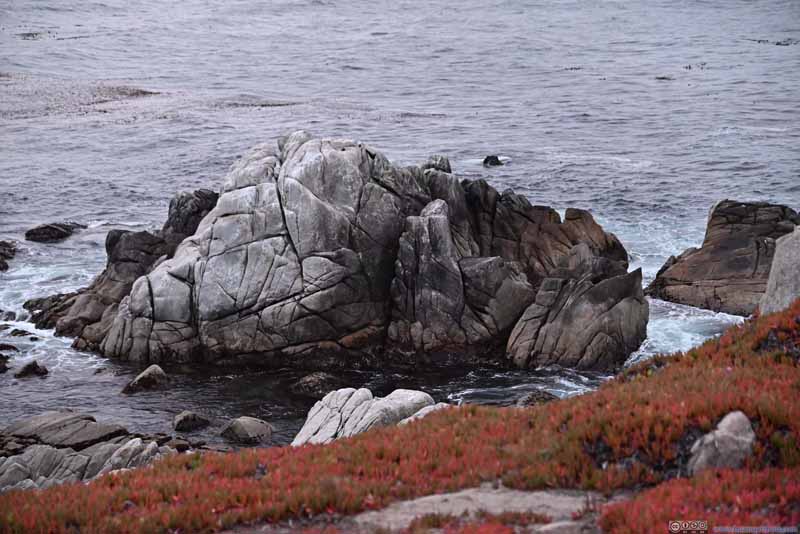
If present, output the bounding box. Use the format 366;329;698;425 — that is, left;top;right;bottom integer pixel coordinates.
2;301;799;533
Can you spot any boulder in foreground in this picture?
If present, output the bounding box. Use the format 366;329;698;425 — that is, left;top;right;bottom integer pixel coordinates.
646;200;798;315
292;388;434;446
687;411;755;476
13;360;48;378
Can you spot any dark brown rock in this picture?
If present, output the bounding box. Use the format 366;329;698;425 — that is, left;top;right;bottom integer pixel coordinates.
0;240;16;271
172;411;210;432
24;222;86;243
288;372;346;400
647;200;799;316
13;360;48;378
516;390;559;406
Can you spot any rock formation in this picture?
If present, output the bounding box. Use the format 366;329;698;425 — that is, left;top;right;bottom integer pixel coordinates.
94;131;643;371
647;200;799;316
506;242;648;370
24;222;86;243
292;388;435;446
24;189;218;351
0;412;174;492
122;364;169;394
0;240;16;271
760;226;800;315
221;417;273;445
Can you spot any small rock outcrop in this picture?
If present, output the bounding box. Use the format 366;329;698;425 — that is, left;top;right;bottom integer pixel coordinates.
397;402;451;425
122;364;168;394
516;390;559;407
507;243;649;371
647;200;799;316
482;155;503;167
292;388;434;446
221;417;273;445
96;132;642;372
760;226;800;315
0;240;16;271
0;355;9;374
687;411;756;476
288;372;345;400
13;360;48;378
0;412;173;492
23;189;218;352
173;411;210;432
24;222;86;243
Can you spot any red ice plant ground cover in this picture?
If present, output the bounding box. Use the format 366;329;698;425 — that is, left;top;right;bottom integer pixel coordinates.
1;300;799;533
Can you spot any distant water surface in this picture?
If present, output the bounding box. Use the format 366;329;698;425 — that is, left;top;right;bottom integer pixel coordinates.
1;0;798;445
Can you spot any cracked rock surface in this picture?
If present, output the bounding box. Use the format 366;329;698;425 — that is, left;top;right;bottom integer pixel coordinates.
646;200;799;316
0;411;175;493
24;189;218;352
94;131;642;371
760;226;800;315
292;388;435;446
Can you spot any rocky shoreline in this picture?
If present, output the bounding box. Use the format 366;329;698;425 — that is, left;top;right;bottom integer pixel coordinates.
1;131;799;502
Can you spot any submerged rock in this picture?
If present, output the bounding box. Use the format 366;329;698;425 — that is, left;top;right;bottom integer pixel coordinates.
24;222;86;243
482;155;503;167
172;411;210;432
760;226;800;315
122;364;168;394
0;355;9;374
23;189;217;352
292;388;434;446
288;372;345;400
13;360;48;378
0;240;16;271
647;200;799;316
221;417;273;445
97;132;640;371
687;411;755;476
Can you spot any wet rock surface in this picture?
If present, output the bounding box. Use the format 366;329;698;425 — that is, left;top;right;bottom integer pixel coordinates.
95;132;643;372
23;189;218;352
122;364;169;394
0;240;16;271
288;371;346;400
760;226;800;315
173;411;211;432
647;200;799;316
13;360;49;378
292;387;435;446
221;416;273;445
24;222;86;243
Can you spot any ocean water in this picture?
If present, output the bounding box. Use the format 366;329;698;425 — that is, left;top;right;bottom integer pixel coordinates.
1;0;798;446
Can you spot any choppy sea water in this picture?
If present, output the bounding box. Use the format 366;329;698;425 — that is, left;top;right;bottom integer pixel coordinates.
1;0;798;446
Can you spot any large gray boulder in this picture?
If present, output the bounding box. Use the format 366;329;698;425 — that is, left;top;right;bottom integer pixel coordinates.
687;411;756;476
97;132;640;371
760;226;800;315
292;388;434;446
24;189;218;352
647;200;799;316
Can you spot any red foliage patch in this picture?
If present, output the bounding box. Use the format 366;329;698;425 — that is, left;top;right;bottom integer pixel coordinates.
1;301;799;533
600;467;800;533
